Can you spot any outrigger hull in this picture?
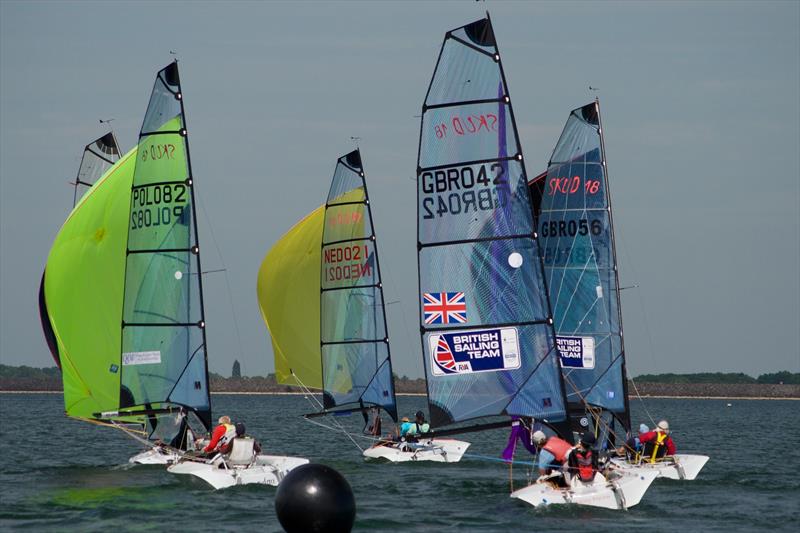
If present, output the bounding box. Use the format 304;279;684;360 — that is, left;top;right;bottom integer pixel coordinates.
362;439;470;463
129;447;181;465
510;471;658;510
167;454;309;490
610;453;709;481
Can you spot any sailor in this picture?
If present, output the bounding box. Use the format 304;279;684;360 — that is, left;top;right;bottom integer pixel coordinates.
532;430;573;479
568;433;599;483
220;422;262;454
638;420;676;462
200;415;237;454
618;423;649;459
401;411;430;441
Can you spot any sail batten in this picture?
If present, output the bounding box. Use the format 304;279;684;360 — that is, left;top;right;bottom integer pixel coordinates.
417;15;568;429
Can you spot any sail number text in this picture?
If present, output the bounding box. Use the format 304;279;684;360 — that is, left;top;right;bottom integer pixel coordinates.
130;183;187;230
323;244;373;283
432;113;499;139
540;219;603;238
547;176;601;195
421;163;508;219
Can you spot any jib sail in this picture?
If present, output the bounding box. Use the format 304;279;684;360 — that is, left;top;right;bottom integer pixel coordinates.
319;150;397;420
529;100;630;430
417;15;568;428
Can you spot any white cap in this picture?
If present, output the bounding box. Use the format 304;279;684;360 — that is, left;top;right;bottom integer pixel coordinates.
532;430;547;445
657;420;669;433
639;423;649;433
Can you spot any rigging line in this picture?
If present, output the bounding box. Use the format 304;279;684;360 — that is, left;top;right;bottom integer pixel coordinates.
194;188;246;366
627;375;657;427
562;372;629;447
291;371;364;451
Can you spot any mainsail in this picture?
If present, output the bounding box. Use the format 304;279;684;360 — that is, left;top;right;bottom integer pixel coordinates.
528;100;631;432
72;132;122;206
417;15;568;429
40;62;212;435
319;150;397;420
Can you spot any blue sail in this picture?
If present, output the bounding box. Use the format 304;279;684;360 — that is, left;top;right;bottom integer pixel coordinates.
417;16;568;428
530;101;630;428
320;150;398;422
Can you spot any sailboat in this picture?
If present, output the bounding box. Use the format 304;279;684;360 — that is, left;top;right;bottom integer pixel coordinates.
528;101;707;480
39;62;212;467
415;15;657;509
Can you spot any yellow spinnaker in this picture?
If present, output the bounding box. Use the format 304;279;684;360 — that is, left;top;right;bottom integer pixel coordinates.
257;206;325;388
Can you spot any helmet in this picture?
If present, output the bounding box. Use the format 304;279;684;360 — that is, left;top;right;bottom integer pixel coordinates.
580;433;596;447
532;430;547;445
639;423;649;434
657;420;669;433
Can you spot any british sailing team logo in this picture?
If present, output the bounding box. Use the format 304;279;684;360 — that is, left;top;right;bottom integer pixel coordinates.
430;328;521;376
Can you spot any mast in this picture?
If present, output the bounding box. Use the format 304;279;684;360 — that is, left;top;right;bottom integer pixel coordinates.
317;149;397;421
119;61;211;431
416;14;569;432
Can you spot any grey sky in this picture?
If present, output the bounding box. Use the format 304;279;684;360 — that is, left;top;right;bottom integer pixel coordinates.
1;1;798;379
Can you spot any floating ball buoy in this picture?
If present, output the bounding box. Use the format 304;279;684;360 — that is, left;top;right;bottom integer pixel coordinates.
275;463;355;533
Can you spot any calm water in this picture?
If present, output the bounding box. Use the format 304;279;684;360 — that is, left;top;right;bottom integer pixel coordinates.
1;394;797;532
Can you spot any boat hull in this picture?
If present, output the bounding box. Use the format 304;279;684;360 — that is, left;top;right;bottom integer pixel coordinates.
609;453;709;480
510;470;658;510
129;447;181;465
167;454;309;490
362;439;470;463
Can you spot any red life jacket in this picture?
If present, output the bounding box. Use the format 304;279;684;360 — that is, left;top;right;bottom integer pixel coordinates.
573;449;595;481
542;437;572;463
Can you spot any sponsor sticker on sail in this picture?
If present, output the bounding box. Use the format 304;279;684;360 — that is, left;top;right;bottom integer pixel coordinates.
556;336;595;369
429;327;520;376
122;350;162;366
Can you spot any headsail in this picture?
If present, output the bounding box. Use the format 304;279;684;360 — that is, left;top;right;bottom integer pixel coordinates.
257;205;325;389
120;61;211;430
528;100;630;431
319;150;397;420
72;132;122;206
416;15;568;428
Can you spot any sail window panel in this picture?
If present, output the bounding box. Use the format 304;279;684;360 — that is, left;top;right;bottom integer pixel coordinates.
321;240;378;290
322;342;393;412
123;251;201;324
132;131;189;187
327;166;365;205
322;203;372;243
550;115;601;165
141;70;183;135
426;40;505;107
545;267;619;335
537;210;613;271
418;160;533;245
541;159;606;212
419;102;516;169
321;287;386;343
419;237;548;329
120;324;205;408
573;345;626;412
424;324;564;425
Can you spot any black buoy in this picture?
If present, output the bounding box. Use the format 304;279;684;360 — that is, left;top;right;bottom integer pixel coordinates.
275;463;356;533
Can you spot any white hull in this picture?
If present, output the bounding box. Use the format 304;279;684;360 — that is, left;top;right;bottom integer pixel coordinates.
609;454;709;480
511;470;659;510
167;454;309;490
129;447;182;465
362;439;470;463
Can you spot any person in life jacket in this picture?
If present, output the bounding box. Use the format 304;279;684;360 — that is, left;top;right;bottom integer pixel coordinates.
400;411;430;442
219;422;262;455
568;433;599;483
618;423;650;459
201;415;237;454
532;430;573;477
638;420;676;462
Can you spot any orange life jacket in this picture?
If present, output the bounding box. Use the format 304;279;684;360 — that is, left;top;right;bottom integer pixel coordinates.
573;449;595;481
542;437;572;463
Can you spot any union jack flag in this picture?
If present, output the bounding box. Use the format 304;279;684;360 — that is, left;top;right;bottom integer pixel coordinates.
423;292;467;324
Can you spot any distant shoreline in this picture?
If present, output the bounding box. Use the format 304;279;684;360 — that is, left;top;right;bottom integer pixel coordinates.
1;390;797;401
